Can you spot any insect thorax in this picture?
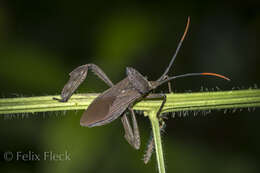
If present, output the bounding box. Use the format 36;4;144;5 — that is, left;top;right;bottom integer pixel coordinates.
126;67;151;94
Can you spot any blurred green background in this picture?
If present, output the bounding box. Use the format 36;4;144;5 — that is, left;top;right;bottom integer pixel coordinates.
0;1;259;173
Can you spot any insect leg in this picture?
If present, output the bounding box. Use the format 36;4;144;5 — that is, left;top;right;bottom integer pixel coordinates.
54;64;113;102
129;108;141;149
121;108;140;150
160;75;173;93
166;75;173;93
146;94;166;118
168;81;172;93
88;64;113;87
143;119;166;164
143;93;167;163
121;114;134;147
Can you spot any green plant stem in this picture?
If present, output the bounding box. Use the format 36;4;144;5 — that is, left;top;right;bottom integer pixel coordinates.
147;110;165;173
1;89;260;173
0;89;259;114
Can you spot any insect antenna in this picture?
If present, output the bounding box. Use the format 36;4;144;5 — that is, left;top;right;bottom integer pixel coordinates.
158;72;230;86
157;16;190;82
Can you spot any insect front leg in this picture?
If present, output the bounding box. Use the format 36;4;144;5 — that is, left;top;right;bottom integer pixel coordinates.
54;64;113;102
160;75;173;93
121;108;140;150
146;94;167;118
166;75;173;93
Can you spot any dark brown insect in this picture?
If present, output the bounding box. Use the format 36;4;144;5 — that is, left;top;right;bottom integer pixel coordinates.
54;17;230;163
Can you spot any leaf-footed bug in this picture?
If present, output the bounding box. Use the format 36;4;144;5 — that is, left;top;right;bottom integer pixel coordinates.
54;17;230;163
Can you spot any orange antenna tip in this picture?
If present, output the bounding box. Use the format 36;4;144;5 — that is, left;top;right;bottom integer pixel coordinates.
201;73;231;81
180;16;190;42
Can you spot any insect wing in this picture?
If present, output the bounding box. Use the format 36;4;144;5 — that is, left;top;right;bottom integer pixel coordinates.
80;78;141;127
106;89;141;124
80;95;116;127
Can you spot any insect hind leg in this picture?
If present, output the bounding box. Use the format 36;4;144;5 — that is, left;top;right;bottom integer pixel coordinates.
54;64;113;102
121;108;140;150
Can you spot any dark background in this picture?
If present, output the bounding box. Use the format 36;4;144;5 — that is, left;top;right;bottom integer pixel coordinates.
0;1;259;173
